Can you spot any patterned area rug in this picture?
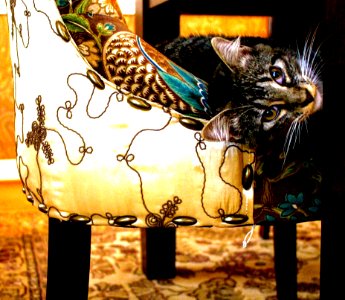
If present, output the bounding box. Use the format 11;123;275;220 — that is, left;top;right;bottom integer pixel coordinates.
0;211;320;299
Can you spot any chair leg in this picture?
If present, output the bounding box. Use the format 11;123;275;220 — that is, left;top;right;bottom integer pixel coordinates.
46;218;91;300
140;227;176;280
273;223;297;300
259;224;271;239
320;210;341;299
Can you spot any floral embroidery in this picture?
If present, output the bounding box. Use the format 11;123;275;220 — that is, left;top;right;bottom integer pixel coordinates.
160;196;182;219
270;192;321;222
279;192;304;217
308;198;321;214
56;0;122;72
98;0;116;15
96;22;116;35
25;96;54;165
78;40;100;67
145;196;182;227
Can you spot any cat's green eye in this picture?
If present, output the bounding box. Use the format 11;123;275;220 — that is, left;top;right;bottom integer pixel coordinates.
269;67;285;85
262;106;280;122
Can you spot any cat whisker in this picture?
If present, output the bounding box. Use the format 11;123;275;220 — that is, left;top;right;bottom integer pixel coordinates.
298;29;324;85
303;117;309;135
284;122;296;153
237;107;255;119
283;116;302;160
283;113;309;166
222;104;253;112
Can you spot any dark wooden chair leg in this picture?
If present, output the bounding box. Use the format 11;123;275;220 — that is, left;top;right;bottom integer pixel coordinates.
259;224;271;239
140;228;176;280
273;223;297;300
46;218;91;300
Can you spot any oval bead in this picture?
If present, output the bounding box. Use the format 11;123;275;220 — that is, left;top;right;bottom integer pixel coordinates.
70;215;91;223
172;216;197;226
127;97;152;111
222;214;249;224
114;215;137;226
242;164;254;190
179;117;204;131
38;203;48;214
87;70;105;90
56;20;70;42
59;211;70;218
26;195;33;203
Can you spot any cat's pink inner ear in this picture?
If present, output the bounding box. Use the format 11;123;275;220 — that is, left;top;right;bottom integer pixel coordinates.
211;37;251;70
201;111;233;142
201;120;222;141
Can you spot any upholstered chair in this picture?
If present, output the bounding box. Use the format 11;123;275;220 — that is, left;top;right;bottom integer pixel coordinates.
4;1;322;299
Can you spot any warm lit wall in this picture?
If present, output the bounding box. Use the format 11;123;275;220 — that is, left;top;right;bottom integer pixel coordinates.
0;15;15;159
124;14;136;33
180;15;272;38
0;12;24;211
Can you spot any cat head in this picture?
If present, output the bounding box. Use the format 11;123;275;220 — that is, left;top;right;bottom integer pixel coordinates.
202;36;323;150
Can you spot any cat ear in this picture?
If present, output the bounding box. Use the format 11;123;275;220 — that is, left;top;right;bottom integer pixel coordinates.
201;109;242;142
211;37;252;71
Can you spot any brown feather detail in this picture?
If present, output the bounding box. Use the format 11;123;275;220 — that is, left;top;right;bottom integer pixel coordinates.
116;50;126;57
124;76;133;85
159;92;173;106
102;31;196;115
113;76;125;85
120;83;130;91
165;89;178;101
130;47;140;55
127;57;137;65
155;75;168;89
148;94;159;102
115;65;126;76
142;86;151;98
126;65;137;75
151;81;161;94
144;73;155;85
136;65;146;74
131;83;142;94
133;73;144;84
137;55;146;65
115;57;127;65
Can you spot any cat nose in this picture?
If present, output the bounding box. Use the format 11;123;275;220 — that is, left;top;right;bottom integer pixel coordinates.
300;82;323;113
305;89;314;105
301;83;317;100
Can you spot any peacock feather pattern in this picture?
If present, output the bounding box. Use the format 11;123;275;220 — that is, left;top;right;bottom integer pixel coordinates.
102;31;211;118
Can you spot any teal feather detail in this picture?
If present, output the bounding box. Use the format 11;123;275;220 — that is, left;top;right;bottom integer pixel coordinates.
136;36;211;116
158;61;211;115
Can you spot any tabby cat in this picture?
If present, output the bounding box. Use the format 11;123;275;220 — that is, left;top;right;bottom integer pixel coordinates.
156;35;323;154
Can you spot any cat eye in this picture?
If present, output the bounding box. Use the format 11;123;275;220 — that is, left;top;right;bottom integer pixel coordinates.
262;106;280;122
269;67;285;85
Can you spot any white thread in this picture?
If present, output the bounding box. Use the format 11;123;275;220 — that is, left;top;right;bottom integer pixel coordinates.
242;225;256;248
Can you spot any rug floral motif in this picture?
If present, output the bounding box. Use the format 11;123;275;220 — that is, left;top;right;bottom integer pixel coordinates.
0;211;320;299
